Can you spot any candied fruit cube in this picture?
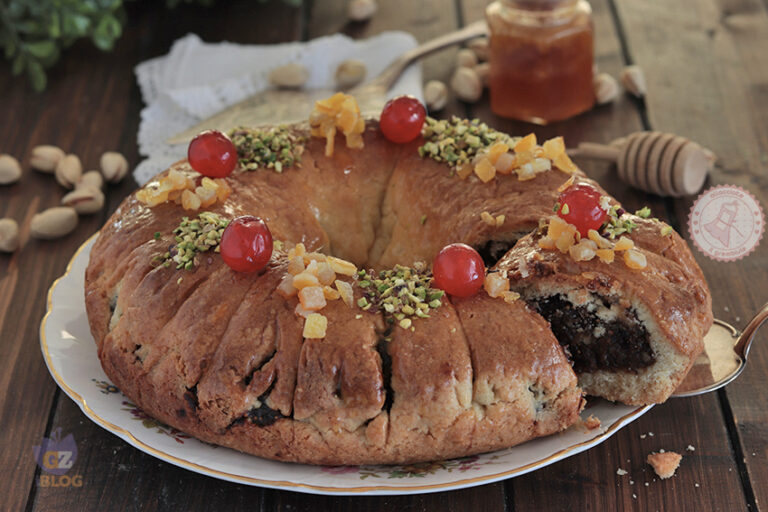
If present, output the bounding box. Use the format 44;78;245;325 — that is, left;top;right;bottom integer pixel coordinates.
456;162;474;179
303;313;328;338
531;158;552;173
487;142;510;165
588;229;613;249
596;248;615;263
501;290;520;303
181;189;201;211
215;179;231;201
295;302;313;319
494;152;516;174
569;241;597;261
556;230;576;253
623;249;647;269
480;211;495;226
542;136;566;160
299;286;327;311
547;216;570;240
538;236;557;250
277;274;297;298
317;262;336;285
484;273;510;298
287;256;305;275
195;186;217;207
613;236;635;251
514;133;537;153
323;285;341;300
327;255;357;276
293;272;320;289
474;157;496;183
288;243;306;259
516;163;536;181
554;152;579;175
335;279;354;307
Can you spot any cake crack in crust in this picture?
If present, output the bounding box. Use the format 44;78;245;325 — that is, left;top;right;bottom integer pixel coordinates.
85;118;711;465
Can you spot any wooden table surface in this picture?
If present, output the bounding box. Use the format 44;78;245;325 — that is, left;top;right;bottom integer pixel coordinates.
1;0;766;510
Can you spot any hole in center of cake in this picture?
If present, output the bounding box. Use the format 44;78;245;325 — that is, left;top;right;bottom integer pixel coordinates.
532;294;656;374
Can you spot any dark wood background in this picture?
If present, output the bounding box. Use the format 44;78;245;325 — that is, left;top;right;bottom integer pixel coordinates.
1;0;766;510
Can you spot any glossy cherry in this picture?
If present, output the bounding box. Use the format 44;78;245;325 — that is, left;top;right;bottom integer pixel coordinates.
220;216;273;273
557;183;608;237
379;95;426;144
187;130;238;178
432;243;486;298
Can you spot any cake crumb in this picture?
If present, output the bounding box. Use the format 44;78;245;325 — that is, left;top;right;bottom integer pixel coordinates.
686;445;695;451
632;494;637;499
647;451;682;479
629;479;634;485
648;432;654;437
640;434;647;439
695;483;700;488
617;468;628;476
644;482;649;487
584;414;601;430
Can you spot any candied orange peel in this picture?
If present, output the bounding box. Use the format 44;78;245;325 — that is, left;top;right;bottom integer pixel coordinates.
309;92;365;157
136;169;231;211
538;216;647;270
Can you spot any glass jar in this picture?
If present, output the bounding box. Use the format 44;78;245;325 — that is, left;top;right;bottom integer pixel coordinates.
486;0;595;124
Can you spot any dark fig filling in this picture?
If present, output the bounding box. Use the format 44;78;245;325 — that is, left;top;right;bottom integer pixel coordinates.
532;294;655;374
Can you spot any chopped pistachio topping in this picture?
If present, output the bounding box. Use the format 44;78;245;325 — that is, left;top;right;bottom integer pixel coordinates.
156;212;229;270
420;214;427;225
661;225;674;236
230;126;304;173
601;203;637;239
356;263;444;328
418;116;518;171
635;206;652;218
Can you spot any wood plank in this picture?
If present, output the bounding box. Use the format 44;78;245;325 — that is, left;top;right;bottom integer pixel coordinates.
457;0;751;510
307;0;467;119
19;1;304;511
614;0;768;509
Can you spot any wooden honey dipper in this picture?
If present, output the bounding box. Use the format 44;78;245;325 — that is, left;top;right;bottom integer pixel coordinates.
568;131;714;197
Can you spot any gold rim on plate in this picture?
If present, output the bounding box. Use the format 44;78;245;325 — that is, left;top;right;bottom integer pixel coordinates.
40;234;651;494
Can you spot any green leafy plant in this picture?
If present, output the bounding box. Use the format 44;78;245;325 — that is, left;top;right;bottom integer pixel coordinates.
0;0;302;92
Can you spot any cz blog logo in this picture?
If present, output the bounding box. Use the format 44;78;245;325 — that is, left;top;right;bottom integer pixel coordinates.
32;427;83;488
689;185;764;262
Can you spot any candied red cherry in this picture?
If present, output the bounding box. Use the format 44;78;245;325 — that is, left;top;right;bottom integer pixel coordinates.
220;216;273;273
187;130;237;178
379;95;426;144
557;183;608;237
432;243;486;298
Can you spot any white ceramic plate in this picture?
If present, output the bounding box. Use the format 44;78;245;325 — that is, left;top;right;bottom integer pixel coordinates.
41;235;652;495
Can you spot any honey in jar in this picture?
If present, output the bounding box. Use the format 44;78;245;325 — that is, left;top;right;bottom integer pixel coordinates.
486;0;595;124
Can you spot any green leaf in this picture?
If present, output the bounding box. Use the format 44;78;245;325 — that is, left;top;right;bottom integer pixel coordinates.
91;13;121;51
25;40;56;59
62;12;91;36
27;59;47;92
48;11;62;38
11;53;26;76
4;40;17;59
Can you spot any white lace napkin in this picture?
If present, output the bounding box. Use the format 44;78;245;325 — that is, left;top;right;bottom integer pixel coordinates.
134;32;422;184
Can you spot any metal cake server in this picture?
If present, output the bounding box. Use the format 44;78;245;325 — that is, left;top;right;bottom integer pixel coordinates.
166;20;489;145
673;301;768;397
